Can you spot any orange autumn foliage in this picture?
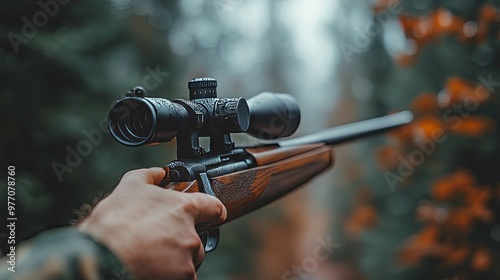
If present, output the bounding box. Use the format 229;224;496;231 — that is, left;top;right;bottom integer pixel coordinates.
469;202;493;223
397;9;465;64
389;122;413;142
380;4;500;274
406;173;494;272
372;0;400;14
442;77;491;107
398;225;440;264
452;116;495;137
432;9;465;36
389;77;492;142
441;244;470;267
375;145;400;170
399;202;491;266
467;188;493;223
388;79;493;144
480;4;500;22
345;202;377;237
411;92;439;113
444;77;475;104
412;115;445;141
424;170;494;235
397;6;500;65
394;54;413;67
345;188;378;237
472;247;492;271
415;225;439;247
468;187;491;206
476;5;500;43
444;209;475;232
389;115;445;143
432;170;475;201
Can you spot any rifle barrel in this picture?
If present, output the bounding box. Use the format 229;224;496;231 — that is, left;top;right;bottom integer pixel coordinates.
278;110;413;147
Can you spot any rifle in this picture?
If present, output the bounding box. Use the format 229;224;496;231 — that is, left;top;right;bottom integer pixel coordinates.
108;78;413;252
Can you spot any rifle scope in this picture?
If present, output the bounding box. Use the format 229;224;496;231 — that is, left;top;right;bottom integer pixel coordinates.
108;78;301;148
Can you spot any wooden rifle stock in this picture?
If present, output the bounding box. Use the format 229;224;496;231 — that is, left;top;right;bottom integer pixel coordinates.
161;111;413;235
164;143;333;233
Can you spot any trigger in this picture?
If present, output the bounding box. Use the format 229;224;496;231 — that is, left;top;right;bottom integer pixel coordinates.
199;228;220;253
197;172;220;252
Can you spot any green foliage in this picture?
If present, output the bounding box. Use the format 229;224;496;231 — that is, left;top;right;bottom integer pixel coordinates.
0;0;181;247
332;1;500;279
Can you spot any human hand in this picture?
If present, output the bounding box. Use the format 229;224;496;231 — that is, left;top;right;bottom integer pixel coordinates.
77;167;227;280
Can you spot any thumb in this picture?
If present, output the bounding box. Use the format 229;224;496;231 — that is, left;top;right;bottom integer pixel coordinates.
121;167;166;185
183;192;227;224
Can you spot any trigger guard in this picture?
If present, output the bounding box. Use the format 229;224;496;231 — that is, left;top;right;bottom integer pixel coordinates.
199;228;220;253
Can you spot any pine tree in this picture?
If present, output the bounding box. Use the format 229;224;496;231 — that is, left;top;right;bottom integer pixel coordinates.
333;1;500;279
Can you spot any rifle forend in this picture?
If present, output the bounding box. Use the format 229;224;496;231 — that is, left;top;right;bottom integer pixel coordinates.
107;78;413;252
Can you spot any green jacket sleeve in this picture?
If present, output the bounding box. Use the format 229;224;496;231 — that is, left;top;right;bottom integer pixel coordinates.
0;227;134;280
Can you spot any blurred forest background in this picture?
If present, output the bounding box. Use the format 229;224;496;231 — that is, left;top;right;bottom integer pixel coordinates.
1;0;500;279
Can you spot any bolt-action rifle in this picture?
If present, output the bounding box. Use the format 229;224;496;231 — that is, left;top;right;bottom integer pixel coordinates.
108;77;413;252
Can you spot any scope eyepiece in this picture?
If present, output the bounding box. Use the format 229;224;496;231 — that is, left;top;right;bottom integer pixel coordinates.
108;97;190;146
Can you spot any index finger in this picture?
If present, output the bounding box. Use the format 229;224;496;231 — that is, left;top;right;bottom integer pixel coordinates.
183;192;227;224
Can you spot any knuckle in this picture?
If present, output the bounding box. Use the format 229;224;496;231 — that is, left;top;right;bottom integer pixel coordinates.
120;169;148;184
180;197;199;216
214;201;225;221
184;232;203;250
